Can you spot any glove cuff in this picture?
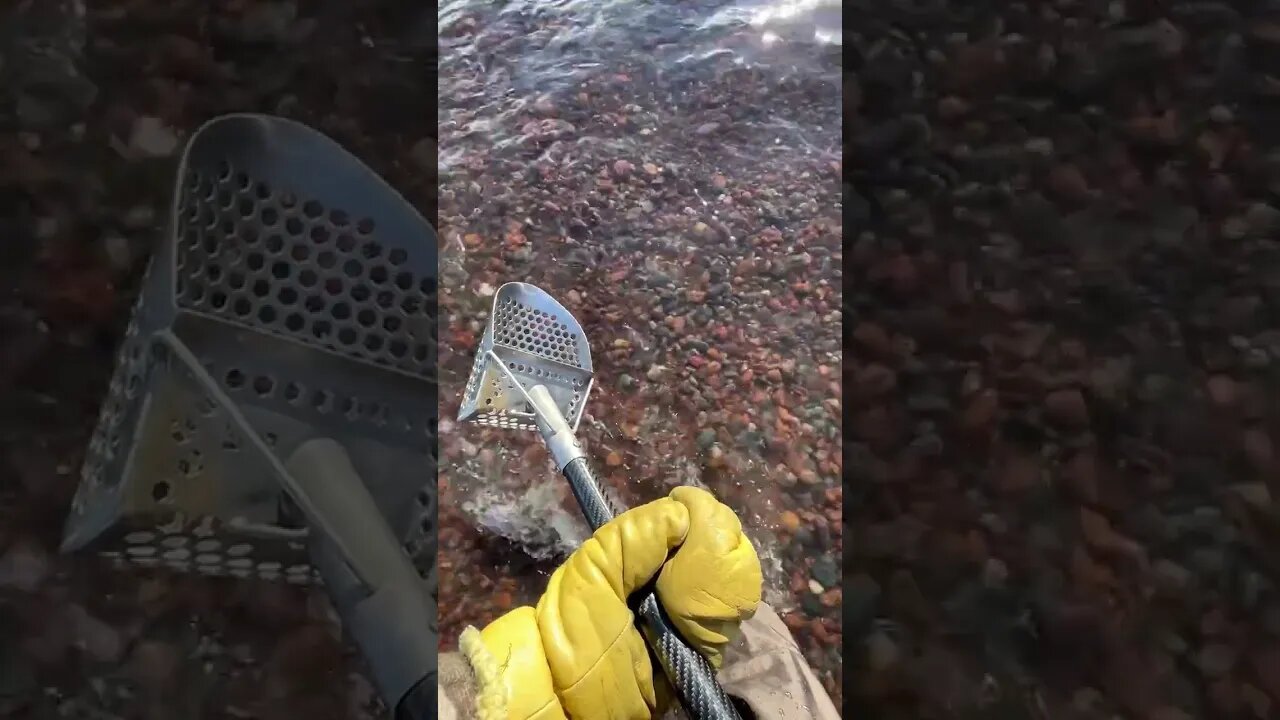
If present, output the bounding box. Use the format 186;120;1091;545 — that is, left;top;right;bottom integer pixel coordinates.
461;607;565;720
460;625;507;720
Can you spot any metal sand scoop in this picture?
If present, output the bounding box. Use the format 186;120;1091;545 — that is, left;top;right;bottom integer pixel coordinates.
458;282;745;720
62;114;438;718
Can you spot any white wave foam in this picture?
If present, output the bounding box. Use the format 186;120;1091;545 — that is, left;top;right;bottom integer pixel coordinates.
463;479;590;561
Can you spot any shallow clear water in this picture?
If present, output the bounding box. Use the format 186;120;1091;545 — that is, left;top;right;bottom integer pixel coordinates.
438;0;841;169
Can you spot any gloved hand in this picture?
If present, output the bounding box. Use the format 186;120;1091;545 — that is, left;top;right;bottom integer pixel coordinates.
458;486;762;720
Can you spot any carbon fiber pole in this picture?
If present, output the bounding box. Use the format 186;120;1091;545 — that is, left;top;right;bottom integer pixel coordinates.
562;457;744;720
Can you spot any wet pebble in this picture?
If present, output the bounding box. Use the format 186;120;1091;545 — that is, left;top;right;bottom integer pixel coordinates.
696;429;717;450
1153;559;1192;593
128;640;183;693
1207;375;1238;406
982;558;1008;587
1198;643;1237;679
780;510;800;533
410;137;437;174
125;116;179;158
0;541;49;593
533;94;557;116
65;604;123;664
1044;388;1089;429
865;630;902;673
102;235;132;272
810;555;838;588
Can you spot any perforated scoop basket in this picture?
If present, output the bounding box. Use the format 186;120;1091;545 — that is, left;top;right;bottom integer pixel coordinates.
457;282;593;432
63;114;438;586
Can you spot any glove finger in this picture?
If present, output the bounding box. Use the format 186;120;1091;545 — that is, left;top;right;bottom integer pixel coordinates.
655;486;763;667
534;495;691;706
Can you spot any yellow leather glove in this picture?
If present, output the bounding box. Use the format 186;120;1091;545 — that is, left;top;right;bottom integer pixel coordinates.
458;486;762;720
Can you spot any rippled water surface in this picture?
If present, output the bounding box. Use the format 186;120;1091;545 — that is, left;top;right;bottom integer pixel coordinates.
437;0;843;701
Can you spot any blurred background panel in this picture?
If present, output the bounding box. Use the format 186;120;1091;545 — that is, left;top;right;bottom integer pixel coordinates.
848;1;1280;718
0;1;434;718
